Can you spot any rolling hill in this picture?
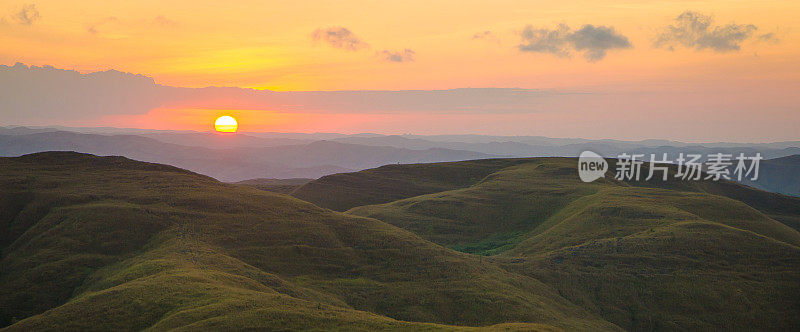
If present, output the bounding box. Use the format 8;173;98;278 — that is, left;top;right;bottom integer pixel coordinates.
0;152;617;331
295;158;800;330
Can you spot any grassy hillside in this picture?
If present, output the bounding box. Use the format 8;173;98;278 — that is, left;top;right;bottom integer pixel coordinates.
291;159;532;211
346;160;606;254
0;152;616;331
234;177;312;194
300;157;800;330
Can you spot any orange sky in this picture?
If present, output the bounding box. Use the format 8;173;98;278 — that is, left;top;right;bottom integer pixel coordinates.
1;0;798;141
3;0;797;90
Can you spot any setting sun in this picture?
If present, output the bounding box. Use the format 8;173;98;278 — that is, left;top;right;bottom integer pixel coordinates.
214;116;238;133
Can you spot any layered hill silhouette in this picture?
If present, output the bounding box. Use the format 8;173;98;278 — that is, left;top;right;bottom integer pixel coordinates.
740;154;800;197
0;131;495;181
3;126;799;197
0;152;616;331
294;158;800;330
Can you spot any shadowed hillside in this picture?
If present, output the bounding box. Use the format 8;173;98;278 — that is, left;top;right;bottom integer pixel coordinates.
298;157;800;331
0;152;617;331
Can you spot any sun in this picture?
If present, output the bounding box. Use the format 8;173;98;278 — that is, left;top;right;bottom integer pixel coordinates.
214;115;238;133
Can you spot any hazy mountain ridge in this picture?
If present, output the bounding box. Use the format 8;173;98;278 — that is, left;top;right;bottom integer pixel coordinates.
0;131;495;181
740;154;800;197
1;126;798;195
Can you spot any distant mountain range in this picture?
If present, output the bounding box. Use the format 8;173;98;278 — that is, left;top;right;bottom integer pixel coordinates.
1;125;798;196
741;154;800;197
0;130;494;181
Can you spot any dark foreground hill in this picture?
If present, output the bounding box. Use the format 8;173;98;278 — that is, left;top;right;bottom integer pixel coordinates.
294;158;800;331
0;152;617;331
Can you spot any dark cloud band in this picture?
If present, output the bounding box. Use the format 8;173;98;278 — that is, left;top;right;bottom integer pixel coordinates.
311;27;369;51
378;49;415;63
518;24;631;62
654;11;761;52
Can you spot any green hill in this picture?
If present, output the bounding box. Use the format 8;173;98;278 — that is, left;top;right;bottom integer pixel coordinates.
234;177;313;194
0;152;616;331
291;159;533;211
299;157;800;330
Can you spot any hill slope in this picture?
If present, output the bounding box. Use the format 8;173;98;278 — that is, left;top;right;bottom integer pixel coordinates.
0;152;616;331
298;157;800;330
292;159;533;211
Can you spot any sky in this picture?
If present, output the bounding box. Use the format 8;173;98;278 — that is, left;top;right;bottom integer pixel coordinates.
1;0;798;141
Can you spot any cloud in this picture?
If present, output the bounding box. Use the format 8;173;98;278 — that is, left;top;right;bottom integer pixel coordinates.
518;24;571;57
0;63;162;123
758;32;779;44
654;11;759;52
378;49;415;62
0;63;576;124
310;27;414;62
311;27;369;51
571;25;632;61
11;3;40;25
518;24;630;62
